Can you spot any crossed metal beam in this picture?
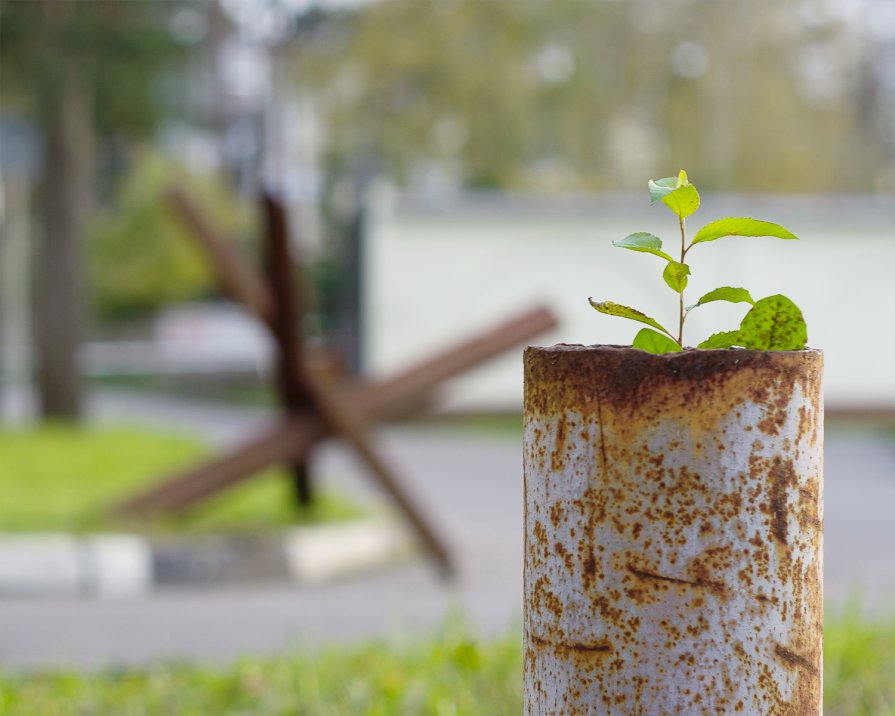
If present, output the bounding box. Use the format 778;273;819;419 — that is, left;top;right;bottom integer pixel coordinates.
111;189;558;577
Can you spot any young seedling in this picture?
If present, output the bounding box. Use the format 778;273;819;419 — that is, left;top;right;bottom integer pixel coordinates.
589;170;808;353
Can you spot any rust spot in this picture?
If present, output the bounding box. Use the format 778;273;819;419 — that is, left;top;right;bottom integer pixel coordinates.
768;456;793;546
773;643;819;676
583;552;597;576
528;633;612;654
551;414;568;472
580;541;600;591
626;563;727;596
549;502;565;529
758;388;791;436
543;589;563;621
524;345;822;421
595;390;609;479
554;541;573;573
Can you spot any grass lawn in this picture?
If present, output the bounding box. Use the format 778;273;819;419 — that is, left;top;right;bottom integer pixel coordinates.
0;608;892;715
0;425;366;533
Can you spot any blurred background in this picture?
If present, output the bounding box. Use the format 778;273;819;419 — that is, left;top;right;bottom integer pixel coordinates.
0;0;893;713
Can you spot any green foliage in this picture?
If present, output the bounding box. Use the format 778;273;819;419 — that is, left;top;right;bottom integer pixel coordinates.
649;170;700;218
590;170;809;353
697;331;741;349
736;295;808;351
0;425;365;532
691;217;799;245
662;261;690;292
825;603;895;716
0;608;892;715
297;0;888;193
0;618;523;716
611;233;673;262
689;286;755;309
632;328;681;354
88;148;255;321
0;1;184;134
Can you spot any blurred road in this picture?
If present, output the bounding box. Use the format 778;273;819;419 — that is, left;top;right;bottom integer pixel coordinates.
0;389;893;670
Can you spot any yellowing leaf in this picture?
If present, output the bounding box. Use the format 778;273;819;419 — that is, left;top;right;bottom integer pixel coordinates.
588;298;675;338
737;295;808;350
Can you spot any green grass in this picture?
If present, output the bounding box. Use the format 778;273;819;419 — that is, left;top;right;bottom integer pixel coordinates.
0;425;366;533
825;602;895;716
0;609;891;715
0;618;523;716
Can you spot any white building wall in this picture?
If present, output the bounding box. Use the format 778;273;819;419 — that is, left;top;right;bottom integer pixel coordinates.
365;192;895;413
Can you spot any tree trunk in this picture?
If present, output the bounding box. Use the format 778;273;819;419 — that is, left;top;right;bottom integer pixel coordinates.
34;0;94;420
524;345;824;714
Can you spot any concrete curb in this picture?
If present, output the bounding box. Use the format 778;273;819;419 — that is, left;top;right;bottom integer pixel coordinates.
0;519;414;598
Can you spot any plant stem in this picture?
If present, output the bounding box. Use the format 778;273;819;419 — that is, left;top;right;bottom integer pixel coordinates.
678;216;686;346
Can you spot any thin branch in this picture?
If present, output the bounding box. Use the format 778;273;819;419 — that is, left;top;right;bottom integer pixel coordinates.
678;216;686;346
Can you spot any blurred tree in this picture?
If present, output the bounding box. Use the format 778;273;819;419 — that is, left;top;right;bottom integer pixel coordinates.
0;0;185;420
296;0;892;193
88;147;255;321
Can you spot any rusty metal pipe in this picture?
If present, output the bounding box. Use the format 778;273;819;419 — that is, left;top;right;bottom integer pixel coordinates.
523;345;823;715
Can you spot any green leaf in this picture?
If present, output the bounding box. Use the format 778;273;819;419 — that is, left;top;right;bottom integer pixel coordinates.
662;261;690;292
632;328;681;354
691;217;799;246
588;298;674;338
697;331;741;349
689;286;754;310
648;174;700;218
662;184;700;218
737;294;808;350
648;176;677;204
612;232;674;262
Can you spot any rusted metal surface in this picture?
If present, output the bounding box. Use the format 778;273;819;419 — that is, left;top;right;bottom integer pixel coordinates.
523;345;823;715
110;305;556;518
300;367;456;577
166;189;275;324
350;305;558;418
167;187;558;416
130;191;558;578
119;190;469;577
263;192;314;505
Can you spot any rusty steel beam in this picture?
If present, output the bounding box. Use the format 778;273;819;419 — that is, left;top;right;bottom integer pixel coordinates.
112;306;557;518
263;193;315;506
262;191;453;574
112;416;326;517
350;305;558;418
148;191;465;574
130;190;555;577
299;364;455;577
523;346;824;714
166;189;275;324
167;190;558;414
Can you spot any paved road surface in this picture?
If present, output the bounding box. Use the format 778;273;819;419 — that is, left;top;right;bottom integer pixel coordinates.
0;389;892;670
